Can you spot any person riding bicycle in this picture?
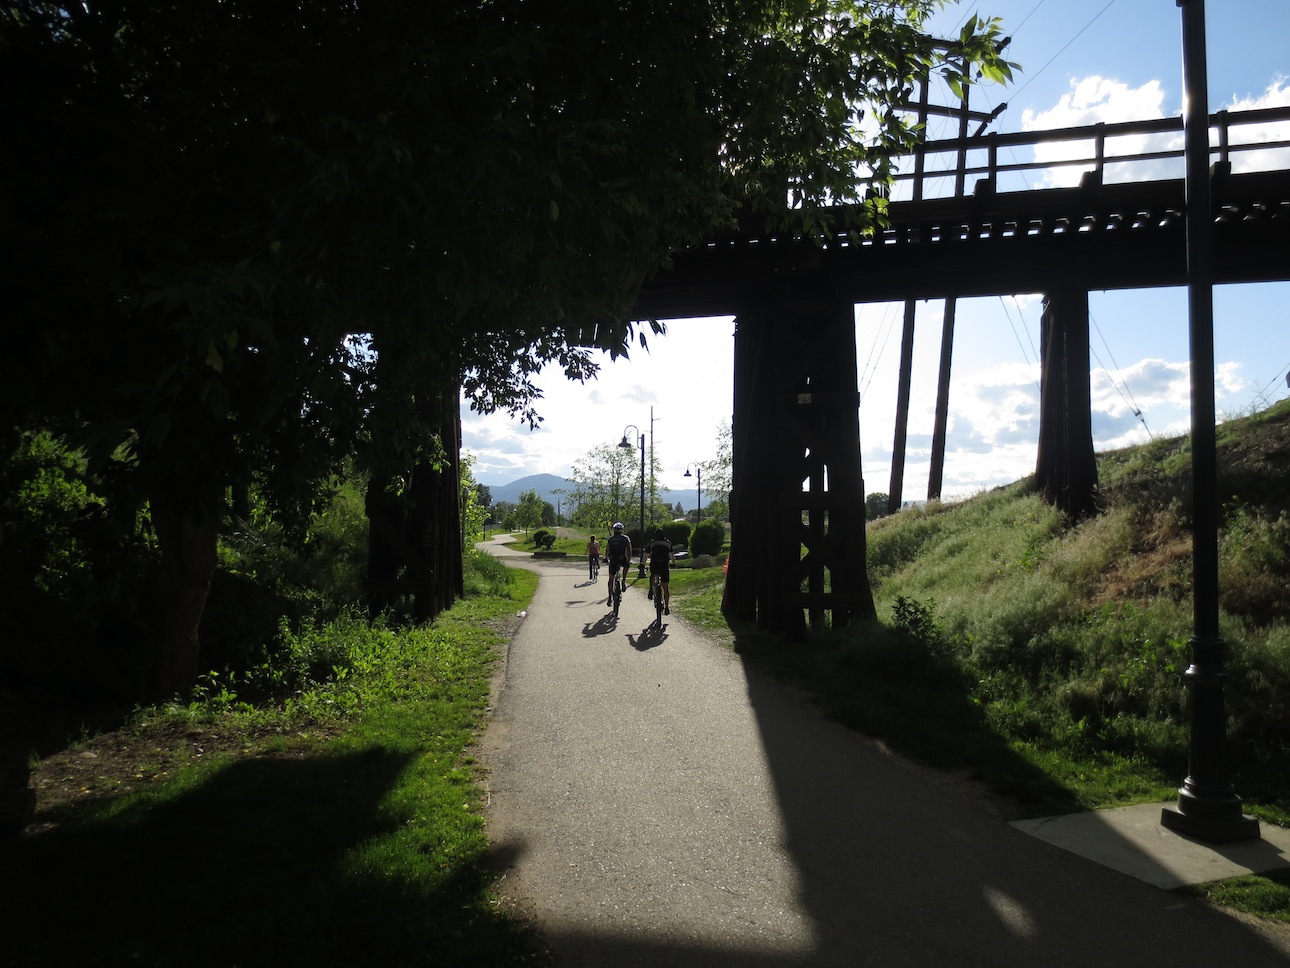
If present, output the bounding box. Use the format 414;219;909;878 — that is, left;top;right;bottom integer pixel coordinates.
646;527;672;615
586;534;601;581
605;523;632;600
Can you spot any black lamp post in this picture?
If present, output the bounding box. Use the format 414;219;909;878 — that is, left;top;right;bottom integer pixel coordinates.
1160;0;1258;844
619;426;647;577
684;463;703;524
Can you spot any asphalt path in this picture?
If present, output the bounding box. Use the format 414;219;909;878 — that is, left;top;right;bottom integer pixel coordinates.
478;535;1290;967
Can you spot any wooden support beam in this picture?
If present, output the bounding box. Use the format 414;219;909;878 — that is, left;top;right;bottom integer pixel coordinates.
728;292;877;635
887;300;917;515
1034;283;1097;519
928;297;957;501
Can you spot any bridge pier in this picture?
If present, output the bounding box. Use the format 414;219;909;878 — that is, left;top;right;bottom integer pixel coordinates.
728;293;876;635
1035;282;1098;519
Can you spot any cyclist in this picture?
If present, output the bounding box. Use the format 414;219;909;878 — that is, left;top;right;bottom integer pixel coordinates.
646;527;672;615
586;534;601;581
604;523;632;602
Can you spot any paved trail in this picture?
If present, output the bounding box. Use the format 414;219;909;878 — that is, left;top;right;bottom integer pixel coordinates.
479;537;1290;967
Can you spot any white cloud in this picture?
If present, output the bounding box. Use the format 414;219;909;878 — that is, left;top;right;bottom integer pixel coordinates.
870;351;1255;502
1224;78;1290;112
1223;80;1290;173
1022;77;1179;187
1023;76;1169;130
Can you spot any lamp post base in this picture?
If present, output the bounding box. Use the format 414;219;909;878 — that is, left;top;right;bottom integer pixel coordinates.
1161;799;1260;845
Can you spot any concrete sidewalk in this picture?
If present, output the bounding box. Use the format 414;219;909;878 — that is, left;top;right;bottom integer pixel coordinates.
478;537;1290;966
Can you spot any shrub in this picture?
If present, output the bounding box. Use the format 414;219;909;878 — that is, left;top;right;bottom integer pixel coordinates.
661;522;692;549
691;518;725;557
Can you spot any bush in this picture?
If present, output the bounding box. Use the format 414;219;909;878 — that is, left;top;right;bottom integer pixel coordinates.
691;518;725;557
662;521;692;548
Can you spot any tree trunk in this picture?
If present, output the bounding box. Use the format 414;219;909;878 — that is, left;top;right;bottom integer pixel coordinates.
149;486;220;699
365;475;404;619
364;381;465;623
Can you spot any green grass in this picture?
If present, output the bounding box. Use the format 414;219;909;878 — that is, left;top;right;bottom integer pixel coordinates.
496;531;588;557
668;566;734;647
1185;871;1290;922
4;555;550;968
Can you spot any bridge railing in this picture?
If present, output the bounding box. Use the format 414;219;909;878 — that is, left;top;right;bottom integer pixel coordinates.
885;105;1290;202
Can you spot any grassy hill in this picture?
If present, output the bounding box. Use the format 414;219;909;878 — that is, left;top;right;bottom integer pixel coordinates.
691;397;1290;823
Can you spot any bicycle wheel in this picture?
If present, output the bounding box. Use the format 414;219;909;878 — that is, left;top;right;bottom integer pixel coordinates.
612;578;621;617
654;576;663;622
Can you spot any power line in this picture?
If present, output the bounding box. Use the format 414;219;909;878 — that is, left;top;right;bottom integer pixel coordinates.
859;302;901;399
1248;361;1290;409
1088;310;1151;437
1008;0;1120;104
996;295;1041;393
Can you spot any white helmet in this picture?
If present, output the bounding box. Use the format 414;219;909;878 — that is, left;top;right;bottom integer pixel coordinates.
612;522;624;531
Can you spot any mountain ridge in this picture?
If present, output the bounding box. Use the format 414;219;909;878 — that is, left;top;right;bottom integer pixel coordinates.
480;472;695;511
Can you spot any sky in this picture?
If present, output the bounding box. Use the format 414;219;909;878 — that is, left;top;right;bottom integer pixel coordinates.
462;0;1290;506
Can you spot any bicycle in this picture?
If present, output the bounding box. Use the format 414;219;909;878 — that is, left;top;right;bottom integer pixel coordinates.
651;570;664;623
609;568;623;617
589;555;600;582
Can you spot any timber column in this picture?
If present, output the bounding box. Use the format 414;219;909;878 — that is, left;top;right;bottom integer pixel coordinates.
728;291;876;635
1034;282;1098;520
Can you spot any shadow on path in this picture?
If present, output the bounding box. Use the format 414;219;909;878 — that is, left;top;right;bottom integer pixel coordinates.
481;545;1290;967
582;613;620;638
628;622;669;651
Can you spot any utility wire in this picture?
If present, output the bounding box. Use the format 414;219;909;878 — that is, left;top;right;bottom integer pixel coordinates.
997;296;1042;393
1089;309;1151;437
1008;0;1120;104
1249;361;1290;408
859;302;902;399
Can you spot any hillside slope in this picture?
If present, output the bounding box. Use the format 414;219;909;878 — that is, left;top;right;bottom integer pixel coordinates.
856;397;1290;814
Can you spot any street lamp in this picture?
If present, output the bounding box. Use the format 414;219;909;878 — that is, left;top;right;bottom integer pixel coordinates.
684;462;703;524
619;425;647;577
1159;0;1258;844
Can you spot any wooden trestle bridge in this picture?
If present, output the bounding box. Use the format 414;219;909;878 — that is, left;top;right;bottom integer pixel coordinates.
633;105;1290;638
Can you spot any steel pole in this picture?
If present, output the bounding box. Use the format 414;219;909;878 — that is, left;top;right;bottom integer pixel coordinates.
1160;0;1258;844
638;434;647;577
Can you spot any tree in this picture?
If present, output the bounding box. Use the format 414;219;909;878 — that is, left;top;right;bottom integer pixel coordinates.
568;444;641;531
865;492;891;521
3;1;1013;695
461;460;488;548
703;421;734;523
514;490;545;536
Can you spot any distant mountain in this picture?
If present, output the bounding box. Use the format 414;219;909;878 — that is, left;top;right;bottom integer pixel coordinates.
482;473;701;514
484;474;572;508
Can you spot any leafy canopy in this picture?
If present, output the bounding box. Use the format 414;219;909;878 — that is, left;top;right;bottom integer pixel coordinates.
2;0;1013;515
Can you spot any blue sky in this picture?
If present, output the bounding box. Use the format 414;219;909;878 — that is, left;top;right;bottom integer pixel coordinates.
463;0;1290;503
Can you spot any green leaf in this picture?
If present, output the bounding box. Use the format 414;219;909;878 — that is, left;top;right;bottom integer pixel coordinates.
205;342;225;373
